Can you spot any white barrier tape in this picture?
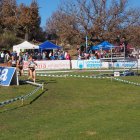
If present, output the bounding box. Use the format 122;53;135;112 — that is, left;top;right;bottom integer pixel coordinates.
37;73;140;87
23;86;41;99
36;73;110;79
0;81;43;107
113;77;140;86
0;96;24;107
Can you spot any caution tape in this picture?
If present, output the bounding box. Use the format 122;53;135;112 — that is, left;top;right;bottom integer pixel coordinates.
36;73;110;79
23;86;42;99
0;82;43;107
0;96;24;107
113;77;140;86
37;73;140;87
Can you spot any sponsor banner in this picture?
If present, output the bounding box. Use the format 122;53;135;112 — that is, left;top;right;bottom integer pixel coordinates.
71;60;109;69
113;61;137;68
23;60;71;70
0;67;18;86
101;62;109;68
23;59;139;70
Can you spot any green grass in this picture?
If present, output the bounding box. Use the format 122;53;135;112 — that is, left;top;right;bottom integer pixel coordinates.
0;75;140;140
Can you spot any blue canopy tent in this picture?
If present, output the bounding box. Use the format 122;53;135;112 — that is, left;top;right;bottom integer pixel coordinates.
90;41;115;63
91;45;100;50
39;41;62;52
91;41;114;50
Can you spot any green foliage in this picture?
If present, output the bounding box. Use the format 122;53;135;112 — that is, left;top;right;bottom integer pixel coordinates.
0;0;45;46
0;31;20;50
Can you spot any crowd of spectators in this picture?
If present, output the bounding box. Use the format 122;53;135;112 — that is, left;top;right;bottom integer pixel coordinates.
76;45;138;60
0;50;71;63
0;45;139;63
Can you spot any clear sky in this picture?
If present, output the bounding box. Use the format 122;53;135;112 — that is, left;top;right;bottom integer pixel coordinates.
17;0;140;28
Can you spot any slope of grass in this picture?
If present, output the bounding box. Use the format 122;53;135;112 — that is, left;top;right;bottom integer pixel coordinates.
0;76;140;140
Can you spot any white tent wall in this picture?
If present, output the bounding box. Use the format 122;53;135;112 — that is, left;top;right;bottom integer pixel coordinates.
13;41;39;56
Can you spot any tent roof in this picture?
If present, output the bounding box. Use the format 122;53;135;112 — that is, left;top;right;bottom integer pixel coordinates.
91;41;114;50
39;41;62;50
13;41;39;50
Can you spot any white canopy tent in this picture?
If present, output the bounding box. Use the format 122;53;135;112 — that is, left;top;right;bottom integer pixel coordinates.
13;41;39;55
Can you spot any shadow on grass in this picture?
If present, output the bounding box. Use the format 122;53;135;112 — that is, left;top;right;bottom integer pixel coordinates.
0;89;48;114
30;89;48;104
0;78;57;113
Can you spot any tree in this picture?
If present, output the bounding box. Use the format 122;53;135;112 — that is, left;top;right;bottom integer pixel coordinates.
46;0;140;47
29;0;41;40
46;10;82;47
16;0;41;41
16;3;31;40
1;0;17;31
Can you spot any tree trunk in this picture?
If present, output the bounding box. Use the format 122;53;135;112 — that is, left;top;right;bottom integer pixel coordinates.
25;32;29;41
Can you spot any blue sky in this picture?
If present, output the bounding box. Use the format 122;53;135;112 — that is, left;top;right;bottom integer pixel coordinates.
17;0;140;28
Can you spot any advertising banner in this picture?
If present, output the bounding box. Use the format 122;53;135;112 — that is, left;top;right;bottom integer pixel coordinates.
113;61;137;68
71;60;109;69
0;67;18;86
23;60;71;70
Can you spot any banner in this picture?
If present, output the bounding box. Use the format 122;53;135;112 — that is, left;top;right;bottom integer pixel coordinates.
113;61;137;68
0;67;19;86
23;59;140;70
71;60;109;69
23;60;71;70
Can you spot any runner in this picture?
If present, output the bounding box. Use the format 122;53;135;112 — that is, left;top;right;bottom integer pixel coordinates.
17;56;24;76
11;56;17;67
28;55;37;83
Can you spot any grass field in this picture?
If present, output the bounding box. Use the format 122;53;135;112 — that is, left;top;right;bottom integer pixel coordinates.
0;74;140;140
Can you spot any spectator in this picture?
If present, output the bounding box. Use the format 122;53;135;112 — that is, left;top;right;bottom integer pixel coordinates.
42;52;47;60
66;52;71;60
37;52;42;60
89;54;96;60
54;51;58;60
1;51;5;63
49;51;53;58
23;52;29;61
5;52;10;63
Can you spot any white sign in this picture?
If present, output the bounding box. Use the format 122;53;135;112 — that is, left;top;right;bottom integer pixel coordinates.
114;71;120;77
114;61;137;68
23;60;71;70
71;60;109;69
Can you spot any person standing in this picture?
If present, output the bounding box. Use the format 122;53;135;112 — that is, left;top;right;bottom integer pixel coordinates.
1;51;5;63
66;51;71;60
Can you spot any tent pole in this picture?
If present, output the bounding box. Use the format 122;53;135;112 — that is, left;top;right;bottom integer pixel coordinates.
124;43;125;75
111;47;113;76
111;47;112;67
86;36;88;53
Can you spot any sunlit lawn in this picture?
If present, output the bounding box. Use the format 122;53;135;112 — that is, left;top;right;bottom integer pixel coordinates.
0;75;140;140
